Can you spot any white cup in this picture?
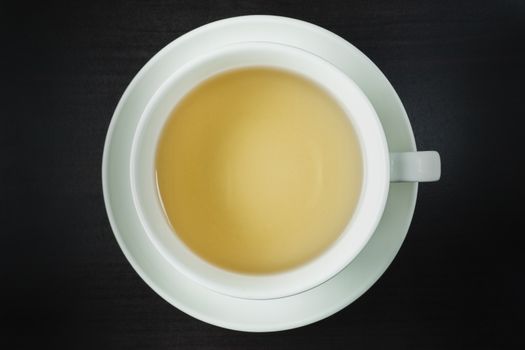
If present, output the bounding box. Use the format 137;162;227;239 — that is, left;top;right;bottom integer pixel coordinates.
130;42;440;300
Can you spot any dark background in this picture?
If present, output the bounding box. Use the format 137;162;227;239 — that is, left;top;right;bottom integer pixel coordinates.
1;0;523;348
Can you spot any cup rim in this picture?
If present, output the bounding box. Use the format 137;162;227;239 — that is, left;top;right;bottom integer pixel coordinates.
130;42;390;300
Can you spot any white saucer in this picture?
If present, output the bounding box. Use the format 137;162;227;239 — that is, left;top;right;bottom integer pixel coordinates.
102;15;418;332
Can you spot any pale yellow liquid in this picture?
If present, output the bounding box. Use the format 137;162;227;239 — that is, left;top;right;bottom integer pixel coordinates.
155;67;362;274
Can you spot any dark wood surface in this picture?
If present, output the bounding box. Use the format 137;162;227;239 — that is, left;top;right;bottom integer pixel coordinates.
2;0;523;348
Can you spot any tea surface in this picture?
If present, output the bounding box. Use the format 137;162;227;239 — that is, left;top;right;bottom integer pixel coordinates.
156;67;362;273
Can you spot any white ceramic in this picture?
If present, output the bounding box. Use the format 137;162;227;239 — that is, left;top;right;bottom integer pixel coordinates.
130;42;390;300
130;42;439;300
103;15;434;331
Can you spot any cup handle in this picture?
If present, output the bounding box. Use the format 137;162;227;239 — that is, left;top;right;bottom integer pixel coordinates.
390;151;441;182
